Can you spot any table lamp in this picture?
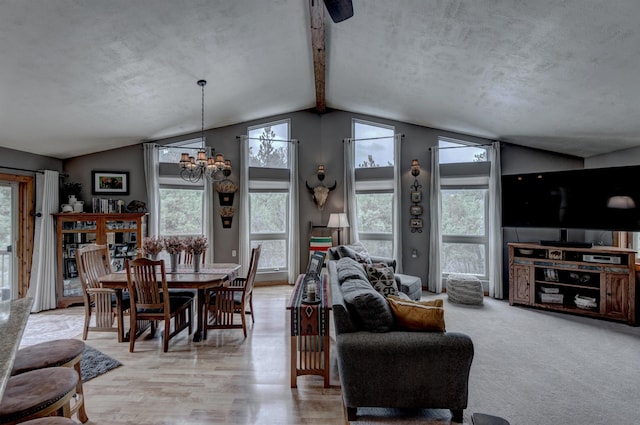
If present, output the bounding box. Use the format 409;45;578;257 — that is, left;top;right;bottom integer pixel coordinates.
327;213;350;246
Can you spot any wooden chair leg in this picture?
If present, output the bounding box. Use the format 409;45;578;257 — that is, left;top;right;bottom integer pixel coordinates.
83;306;91;340
73;360;89;423
129;314;137;353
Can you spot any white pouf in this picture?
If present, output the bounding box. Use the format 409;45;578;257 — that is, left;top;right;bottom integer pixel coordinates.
446;274;484;305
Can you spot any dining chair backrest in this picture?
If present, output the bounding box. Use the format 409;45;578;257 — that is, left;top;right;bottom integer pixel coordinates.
244;245;261;301
125;258;169;316
180;249;206;265
76;244;112;291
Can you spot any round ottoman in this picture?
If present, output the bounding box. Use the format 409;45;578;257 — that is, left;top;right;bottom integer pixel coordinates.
446;274;484;305
11;339;88;423
0;367;78;425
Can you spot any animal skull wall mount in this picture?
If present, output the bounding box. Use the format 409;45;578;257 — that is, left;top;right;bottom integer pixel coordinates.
306;165;337;210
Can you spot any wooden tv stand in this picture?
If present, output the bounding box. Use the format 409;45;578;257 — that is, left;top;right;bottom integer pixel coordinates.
508;243;637;325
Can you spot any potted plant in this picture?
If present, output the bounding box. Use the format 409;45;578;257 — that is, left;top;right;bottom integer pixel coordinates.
220;207;235;228
214;180;238;206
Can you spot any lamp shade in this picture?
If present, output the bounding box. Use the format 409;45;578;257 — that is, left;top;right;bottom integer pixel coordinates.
327;213;350;228
606;196;636;209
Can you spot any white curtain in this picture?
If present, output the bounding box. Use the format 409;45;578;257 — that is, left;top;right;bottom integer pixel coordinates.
343;138;358;243
288;140;300;283
489;141;504;298
392;134;403;273
28;170;59;312
143;143;159;236
203;147;215;262
238;136;251;276
428;147;442;293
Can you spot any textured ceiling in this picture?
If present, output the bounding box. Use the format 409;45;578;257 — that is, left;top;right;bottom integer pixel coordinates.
1;0;639;159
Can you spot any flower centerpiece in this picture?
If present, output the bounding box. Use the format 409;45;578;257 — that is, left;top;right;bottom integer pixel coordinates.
142;236;163;259
185;236;208;272
163;236;184;272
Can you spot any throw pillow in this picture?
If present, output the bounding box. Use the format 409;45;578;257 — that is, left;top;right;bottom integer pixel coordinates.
342;279;394;332
338;244;372;264
365;263;399;297
387;296;445;332
336;257;369;283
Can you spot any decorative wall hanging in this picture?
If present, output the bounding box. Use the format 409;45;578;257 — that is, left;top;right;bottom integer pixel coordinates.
305;164;337;210
409;159;423;233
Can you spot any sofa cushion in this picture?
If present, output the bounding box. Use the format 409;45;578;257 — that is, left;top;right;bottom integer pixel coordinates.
342;278;394;332
337;244;373;264
365;263;399;297
336;257;369;283
387;296;446;332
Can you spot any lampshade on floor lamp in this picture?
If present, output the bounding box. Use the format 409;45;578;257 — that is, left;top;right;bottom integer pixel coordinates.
327;213;350;246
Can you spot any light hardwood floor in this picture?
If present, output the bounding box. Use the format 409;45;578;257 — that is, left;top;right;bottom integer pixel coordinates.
69;285;346;425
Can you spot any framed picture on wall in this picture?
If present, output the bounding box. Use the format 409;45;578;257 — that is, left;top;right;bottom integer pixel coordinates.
410;218;423;229
92;171;130;195
410;205;423;216
411;191;422;203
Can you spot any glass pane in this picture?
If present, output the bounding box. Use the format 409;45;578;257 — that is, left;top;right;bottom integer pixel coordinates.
250;192;287;233
251;240;286;270
439;139;488;164
441;188;487;236
159;188;203;235
355;193;393;233
360;240;393;258
354;121;394;168
442;243;486;275
0;185;12;300
248;122;289;168
159;139;202;163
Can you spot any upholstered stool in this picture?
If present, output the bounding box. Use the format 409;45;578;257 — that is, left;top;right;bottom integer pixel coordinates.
11;339;88;423
19;418;77;425
395;273;422;301
0;367;78;425
446;274;484;305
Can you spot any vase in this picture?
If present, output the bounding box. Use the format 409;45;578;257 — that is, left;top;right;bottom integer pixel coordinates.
148;253;158;260
193;253;201;273
170;253;179;273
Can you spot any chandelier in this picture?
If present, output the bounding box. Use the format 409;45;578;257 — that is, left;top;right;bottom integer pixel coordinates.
179;80;231;183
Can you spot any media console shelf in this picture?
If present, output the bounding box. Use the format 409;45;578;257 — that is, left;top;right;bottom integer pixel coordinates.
508;242;637;325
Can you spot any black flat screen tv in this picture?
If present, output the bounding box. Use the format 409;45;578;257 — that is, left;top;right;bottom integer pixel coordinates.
502;165;640;231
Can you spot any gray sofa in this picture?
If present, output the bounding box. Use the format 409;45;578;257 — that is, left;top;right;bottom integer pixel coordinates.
329;259;474;422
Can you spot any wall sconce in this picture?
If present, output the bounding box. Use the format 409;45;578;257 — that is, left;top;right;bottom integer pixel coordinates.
411;159;420;177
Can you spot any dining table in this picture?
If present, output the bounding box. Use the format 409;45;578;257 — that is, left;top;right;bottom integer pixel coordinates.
99;263;241;343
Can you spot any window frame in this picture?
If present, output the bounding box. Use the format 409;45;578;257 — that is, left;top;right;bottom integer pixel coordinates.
440;176;490;281
246;119;292;277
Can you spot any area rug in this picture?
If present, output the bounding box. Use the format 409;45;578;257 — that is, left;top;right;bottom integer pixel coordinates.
81;344;122;382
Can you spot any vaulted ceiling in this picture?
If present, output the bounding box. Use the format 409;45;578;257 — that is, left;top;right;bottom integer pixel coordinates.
1;0;639;160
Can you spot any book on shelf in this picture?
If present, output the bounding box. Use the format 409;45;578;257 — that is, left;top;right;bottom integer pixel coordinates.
540;286;560;294
92;197;125;214
539;292;564;304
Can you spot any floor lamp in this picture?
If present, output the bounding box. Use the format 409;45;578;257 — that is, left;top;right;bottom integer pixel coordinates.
328;213;350;246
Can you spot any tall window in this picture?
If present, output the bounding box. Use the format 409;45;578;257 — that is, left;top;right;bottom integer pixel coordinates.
353;119;395;257
158;139;205;237
439;137;490;280
247;120;292;274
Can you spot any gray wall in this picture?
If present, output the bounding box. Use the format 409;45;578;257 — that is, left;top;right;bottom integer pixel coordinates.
59;107;640;288
0;146;63;175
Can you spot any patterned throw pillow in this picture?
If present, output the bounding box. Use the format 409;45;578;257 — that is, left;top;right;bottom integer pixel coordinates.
386;296;445;332
365;263;399;297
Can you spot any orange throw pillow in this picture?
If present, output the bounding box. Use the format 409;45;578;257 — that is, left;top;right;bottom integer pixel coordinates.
387;296;446;332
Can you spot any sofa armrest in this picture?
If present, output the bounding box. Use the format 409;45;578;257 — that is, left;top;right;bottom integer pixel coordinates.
335;331;474;409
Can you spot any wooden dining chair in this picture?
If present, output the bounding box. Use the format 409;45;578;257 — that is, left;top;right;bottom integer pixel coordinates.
125;258;194;352
204;245;260;339
76;244;129;340
179;248;206;265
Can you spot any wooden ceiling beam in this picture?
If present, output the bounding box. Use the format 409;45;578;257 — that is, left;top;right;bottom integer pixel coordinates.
309;0;326;113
